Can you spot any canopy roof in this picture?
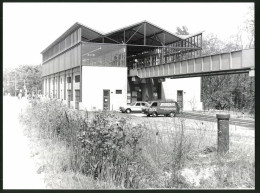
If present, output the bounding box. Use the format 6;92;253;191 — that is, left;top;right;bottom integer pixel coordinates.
41;21;187;54
89;21;183;46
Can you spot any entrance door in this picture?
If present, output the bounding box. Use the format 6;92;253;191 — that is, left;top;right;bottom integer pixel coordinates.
103;90;110;111
67;90;71;108
177;90;183;112
75;90;80;110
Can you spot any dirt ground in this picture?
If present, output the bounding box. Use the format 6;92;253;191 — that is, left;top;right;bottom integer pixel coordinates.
111;112;255;153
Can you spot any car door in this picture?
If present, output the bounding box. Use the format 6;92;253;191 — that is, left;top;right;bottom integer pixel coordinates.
132;102;141;112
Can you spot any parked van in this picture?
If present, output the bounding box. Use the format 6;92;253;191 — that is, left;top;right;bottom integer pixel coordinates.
142;100;180;117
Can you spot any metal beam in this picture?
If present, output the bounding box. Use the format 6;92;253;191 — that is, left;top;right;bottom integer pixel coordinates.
126;24;143;43
127;28;164;46
124;30;125;43
149;27;164;46
104;36;121;44
167;33;203;48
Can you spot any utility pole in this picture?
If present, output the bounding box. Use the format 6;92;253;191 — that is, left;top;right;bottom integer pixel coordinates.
14;71;16;97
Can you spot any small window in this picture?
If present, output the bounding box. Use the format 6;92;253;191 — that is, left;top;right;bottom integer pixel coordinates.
151;102;158;107
67;77;71;83
75;75;80;83
141;103;146;106
116;90;122;94
136;103;141;106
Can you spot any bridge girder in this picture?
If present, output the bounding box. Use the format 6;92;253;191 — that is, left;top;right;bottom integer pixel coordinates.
129;49;255;79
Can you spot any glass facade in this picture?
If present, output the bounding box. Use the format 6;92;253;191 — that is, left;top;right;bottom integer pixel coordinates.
82;42;126;67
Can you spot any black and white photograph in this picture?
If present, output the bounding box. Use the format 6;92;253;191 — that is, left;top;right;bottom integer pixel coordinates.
3;2;255;189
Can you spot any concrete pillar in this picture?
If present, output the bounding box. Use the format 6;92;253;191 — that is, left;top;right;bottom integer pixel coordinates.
216;114;230;155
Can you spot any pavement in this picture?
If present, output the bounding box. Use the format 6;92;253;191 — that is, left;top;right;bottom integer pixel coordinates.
128;111;254;128
3;96;46;189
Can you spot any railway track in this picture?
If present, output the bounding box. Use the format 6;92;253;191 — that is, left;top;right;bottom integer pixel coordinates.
179;112;255;128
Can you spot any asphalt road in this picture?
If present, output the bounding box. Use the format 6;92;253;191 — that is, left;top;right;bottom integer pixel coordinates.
129;111;255;128
180;112;255;128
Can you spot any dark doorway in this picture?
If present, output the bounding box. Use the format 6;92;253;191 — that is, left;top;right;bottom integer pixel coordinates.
137;89;142;101
103;89;110;110
177;90;183;111
75;90;80;110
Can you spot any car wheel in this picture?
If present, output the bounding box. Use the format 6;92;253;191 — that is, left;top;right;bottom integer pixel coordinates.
147;114;150;117
152;112;157;117
126;109;131;114
169;112;175;117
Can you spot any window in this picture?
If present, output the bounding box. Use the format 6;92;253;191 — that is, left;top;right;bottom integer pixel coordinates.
60;78;62;84
116;90;122;94
151;102;158;107
136;103;140;106
67;77;71;83
141;103;146;106
81;43;126;67
75;75;80;83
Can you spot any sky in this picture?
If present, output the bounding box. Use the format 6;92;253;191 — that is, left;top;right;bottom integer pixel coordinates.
3;2;253;70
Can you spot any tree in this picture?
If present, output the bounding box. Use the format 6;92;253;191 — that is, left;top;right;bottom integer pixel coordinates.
176;26;189;35
238;4;254;49
193;5;254;114
201;33;223;56
3;64;42;96
201;74;254;113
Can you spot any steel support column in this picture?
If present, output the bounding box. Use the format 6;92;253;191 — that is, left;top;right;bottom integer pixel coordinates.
144;22;146;45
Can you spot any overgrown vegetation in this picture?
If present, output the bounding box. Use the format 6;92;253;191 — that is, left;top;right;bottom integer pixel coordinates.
20;99;254;189
201;74;255;114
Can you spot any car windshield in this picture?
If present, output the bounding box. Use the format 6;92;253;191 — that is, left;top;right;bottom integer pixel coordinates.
130;102;136;106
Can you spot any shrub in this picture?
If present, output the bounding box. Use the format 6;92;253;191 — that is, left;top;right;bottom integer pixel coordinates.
20;99;156;188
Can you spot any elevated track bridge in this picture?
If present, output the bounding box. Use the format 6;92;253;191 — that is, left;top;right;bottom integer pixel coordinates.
129;48;255;80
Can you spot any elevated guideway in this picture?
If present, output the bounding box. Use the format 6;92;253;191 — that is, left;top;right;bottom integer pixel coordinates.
129;49;254;79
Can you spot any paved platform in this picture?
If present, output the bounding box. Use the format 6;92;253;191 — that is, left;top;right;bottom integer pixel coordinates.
3;96;46;189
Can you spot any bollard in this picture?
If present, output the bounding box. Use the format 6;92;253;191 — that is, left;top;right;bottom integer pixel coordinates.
216;114;230;155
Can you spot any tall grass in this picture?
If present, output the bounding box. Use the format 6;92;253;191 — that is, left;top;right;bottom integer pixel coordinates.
19;98;255;189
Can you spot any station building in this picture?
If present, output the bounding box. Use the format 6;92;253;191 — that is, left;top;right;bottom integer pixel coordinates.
41;21;203;111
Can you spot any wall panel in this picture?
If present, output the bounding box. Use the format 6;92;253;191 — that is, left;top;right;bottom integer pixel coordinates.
42;28;81;63
42;44;81;76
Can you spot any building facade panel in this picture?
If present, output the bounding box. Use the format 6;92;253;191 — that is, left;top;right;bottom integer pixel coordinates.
42;28;81;62
42;44;81;76
161;77;203;111
81;66;127;111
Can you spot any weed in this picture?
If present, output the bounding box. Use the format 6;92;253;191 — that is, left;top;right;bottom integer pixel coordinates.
19;98;255;189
